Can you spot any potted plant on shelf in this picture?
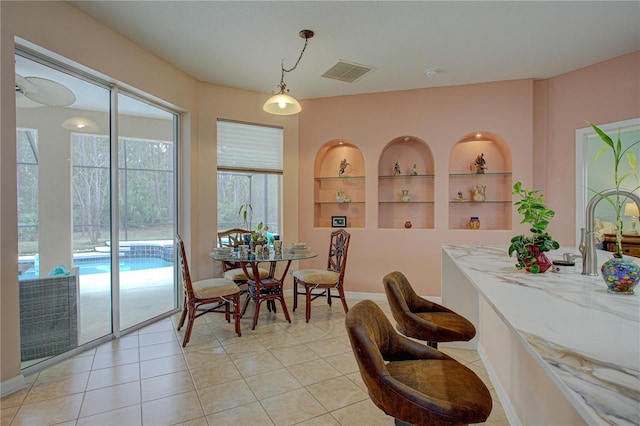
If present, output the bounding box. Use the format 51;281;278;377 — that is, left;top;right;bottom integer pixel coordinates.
508;181;560;273
588;122;639;294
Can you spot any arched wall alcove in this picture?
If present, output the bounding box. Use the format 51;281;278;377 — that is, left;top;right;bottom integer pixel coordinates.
448;131;513;230
378;136;435;229
313;140;366;228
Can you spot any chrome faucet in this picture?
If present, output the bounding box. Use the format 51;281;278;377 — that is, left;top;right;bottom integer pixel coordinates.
582;188;640;275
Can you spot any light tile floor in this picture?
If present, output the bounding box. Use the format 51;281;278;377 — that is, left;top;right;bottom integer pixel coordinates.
2;295;509;426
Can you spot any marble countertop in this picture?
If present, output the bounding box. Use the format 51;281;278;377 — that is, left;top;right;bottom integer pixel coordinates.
442;245;639;425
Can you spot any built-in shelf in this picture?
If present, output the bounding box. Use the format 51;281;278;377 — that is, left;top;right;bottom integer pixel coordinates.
314;201;366;205
378;174;435;179
449;200;511;204
449;172;511;177
314;141;366;228
380;201;435;204
315;175;365;181
378;137;435;229
448;134;513;230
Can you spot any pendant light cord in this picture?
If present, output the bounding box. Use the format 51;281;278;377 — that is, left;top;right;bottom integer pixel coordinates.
275;30;313;94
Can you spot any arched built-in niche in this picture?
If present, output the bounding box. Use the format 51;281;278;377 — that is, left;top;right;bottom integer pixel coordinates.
378;136;434;229
448;132;512;230
314;140;365;228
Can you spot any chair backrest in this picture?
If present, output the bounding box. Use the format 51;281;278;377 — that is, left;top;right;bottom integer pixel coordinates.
383;271;416;316
345;300;397;403
176;235;195;300
217;228;249;248
383;271;436;314
326;229;350;280
217;228;250;272
345;300;396;382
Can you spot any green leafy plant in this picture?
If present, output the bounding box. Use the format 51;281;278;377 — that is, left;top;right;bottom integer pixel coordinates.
251;221;269;242
238;203;252;229
588;122;639;256
508;182;560;273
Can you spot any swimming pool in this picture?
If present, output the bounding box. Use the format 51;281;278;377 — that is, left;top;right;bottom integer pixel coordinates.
19;256;173;280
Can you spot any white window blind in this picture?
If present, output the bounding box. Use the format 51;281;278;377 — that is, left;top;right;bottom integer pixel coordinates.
217;120;283;172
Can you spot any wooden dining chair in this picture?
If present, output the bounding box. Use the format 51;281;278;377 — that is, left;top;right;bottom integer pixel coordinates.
176;235;241;346
240;265;292;330
293;229;350;322
217;228;269;288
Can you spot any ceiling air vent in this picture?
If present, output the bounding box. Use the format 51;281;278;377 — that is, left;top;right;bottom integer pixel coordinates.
322;60;375;83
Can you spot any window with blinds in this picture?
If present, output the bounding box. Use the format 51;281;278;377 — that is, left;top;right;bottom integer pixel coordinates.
217;120;283;173
216;120;283;235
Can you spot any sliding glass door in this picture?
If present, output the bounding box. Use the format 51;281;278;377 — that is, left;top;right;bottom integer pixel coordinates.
16;49;179;369
117;93;177;330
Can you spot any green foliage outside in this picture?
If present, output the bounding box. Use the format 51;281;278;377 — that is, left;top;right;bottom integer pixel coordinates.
17;132;175;255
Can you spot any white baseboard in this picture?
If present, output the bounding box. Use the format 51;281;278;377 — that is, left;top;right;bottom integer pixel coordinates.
1;374;26;398
478;343;521;426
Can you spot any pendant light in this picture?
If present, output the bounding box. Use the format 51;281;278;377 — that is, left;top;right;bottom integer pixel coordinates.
263;30;314;115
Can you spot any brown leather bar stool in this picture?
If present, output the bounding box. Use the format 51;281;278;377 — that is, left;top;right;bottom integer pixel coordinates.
383;271;476;348
345;300;492;426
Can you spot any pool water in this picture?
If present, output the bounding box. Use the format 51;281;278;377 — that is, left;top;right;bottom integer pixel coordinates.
76;257;173;275
19;257;173;280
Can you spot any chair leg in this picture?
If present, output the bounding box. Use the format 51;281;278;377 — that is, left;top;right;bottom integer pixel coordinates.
338;286;349;313
278;294;292;324
305;286;312;323
177;296;188;330
232;294;242;337
326;288;332;306
292;278;299;312
182;302;196;347
241;292;251;317
252;297;264;330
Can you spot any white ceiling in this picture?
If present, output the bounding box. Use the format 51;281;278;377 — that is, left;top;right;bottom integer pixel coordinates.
62;1;640;100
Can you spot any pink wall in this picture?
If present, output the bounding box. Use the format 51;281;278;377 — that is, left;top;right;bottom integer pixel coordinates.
299;52;639;297
535;51;640;245
299;79;535;296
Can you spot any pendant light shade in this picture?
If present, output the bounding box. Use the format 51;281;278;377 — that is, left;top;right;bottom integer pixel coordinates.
263;30;314;116
263;93;302;115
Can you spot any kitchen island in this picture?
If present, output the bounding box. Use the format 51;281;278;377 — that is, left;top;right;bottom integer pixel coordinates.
442;245;639;425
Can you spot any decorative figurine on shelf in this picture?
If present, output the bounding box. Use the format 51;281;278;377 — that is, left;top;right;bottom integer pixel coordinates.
339;158;349;177
411;164;418;176
336;187;350;203
401;189;410;202
404;221;412;229
394;162;401;176
471;153;487;174
457;191;465;201
473;184;486;202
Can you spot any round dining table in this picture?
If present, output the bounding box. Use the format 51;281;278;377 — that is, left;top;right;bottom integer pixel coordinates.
209;249;317;329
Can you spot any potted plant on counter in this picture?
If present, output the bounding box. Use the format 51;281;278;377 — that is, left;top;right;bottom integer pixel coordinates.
588;122;639;294
508;181;560;273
